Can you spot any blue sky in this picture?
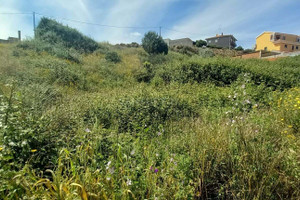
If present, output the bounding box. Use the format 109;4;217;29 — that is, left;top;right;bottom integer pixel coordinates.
1;0;300;48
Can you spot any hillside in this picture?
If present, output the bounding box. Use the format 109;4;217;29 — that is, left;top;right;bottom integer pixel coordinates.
0;20;300;199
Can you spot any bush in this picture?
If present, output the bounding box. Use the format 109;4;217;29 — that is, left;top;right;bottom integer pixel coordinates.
115;95;194;132
105;52;121;63
171;45;199;56
36;17;99;53
198;48;215;58
194;39;207;47
142;31;168;55
235;46;244;51
17;39;82;63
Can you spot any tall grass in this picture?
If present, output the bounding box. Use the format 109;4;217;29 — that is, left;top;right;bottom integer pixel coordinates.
0;38;299;199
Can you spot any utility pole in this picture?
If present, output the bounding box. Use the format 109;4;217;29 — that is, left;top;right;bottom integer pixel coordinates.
159;26;162;37
33;11;36;37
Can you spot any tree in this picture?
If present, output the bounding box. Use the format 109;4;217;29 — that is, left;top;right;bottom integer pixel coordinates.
195;40;207;47
235;46;244;51
142;31;168;55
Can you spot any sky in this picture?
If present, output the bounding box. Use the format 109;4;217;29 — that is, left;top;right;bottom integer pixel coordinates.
1;0;300;48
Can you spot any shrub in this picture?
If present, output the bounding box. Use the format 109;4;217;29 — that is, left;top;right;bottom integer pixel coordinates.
235;46;244;51
198;48;215;58
115;95;195;132
105;51;121;63
171;45;199;56
142;31;168;55
134;61;154;82
194;39;207;47
36;17;99;53
17;39;82;63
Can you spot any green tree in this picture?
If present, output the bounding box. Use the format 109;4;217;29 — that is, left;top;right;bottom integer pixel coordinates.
195;40;207;47
142;31;168;55
235;46;244;51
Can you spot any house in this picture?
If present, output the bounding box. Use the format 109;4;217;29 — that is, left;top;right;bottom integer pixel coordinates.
164;38;193;47
0;31;21;44
206;34;237;49
255;31;300;52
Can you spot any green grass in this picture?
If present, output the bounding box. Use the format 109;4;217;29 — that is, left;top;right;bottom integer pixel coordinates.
0;41;299;199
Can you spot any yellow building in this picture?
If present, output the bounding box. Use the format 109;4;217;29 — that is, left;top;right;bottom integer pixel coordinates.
255;31;300;52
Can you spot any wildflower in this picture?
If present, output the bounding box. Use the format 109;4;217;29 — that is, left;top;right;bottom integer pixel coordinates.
281;118;284;121
106;177;111;181
245;100;251;104
170;158;174;162
156;153;159;157
241;84;245;89
157;132;162;136
154;169;159;173
109;167;115;174
130;150;135;156
150;166;153;171
85;128;91;133
288;125;293;128
0;147;3;151
106;161;112;170
287;134;296;139
31;149;37;153
126;179;132;186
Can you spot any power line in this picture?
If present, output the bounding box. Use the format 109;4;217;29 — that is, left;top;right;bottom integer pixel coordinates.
0;11;213;38
35;12;159;29
0;12;31;15
162;27;207;37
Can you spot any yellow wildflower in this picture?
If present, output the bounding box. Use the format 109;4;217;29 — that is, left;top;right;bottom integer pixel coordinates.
287;135;296;140
0;147;3;151
288;125;293;128
31;149;37;153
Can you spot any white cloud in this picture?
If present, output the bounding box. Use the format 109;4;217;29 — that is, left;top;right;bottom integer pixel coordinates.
130;32;142;37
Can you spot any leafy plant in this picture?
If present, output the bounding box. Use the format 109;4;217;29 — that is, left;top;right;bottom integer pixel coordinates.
142;31;168;55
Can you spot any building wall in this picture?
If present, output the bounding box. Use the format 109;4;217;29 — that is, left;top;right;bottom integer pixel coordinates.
241;51;261;59
0;39;9;44
256;32;300;52
207;36;236;49
277;43;300;52
256;32;280;51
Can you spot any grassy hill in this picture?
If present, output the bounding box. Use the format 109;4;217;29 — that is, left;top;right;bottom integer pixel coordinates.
0;19;299;199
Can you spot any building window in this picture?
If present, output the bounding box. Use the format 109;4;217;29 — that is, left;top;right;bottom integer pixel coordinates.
215;39;218;43
264;47;267;51
208;40;211;43
282;36;286;40
292;46;294;50
270;35;273;40
297;38;300;42
296;46;299;50
285;45;288;48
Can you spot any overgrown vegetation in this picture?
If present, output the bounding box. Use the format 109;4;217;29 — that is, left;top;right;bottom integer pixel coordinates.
0;20;300;199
